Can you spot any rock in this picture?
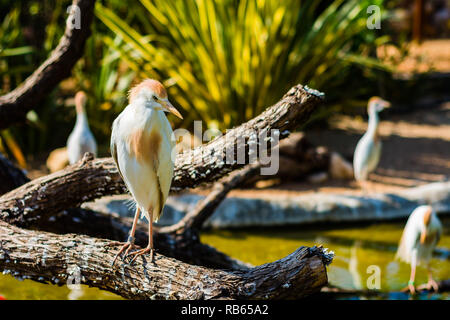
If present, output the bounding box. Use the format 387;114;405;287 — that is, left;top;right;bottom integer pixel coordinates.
84;182;450;229
329;152;354;180
307;172;329;184
46;147;69;173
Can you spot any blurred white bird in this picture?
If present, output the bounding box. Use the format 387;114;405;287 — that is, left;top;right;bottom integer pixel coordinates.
353;97;391;190
111;79;182;264
67;91;97;164
396;205;442;294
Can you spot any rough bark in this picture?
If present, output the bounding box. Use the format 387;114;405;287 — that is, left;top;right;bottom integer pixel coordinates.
0;0;95;129
0;220;331;300
0;85;324;228
0;153;29;195
0;154;126;227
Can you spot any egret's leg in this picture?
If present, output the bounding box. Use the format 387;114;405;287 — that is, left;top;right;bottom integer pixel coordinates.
359;180;369;195
129;209;155;264
426;264;439;292
112;207;141;265
407;256;417;294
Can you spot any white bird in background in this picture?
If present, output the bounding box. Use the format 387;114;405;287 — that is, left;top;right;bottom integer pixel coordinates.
353;97;391;190
396;205;442;294
111;79;183;264
67;91;97;164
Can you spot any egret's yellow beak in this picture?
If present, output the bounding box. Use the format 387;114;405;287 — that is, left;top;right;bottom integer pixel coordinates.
162;99;183;119
381;100;391;109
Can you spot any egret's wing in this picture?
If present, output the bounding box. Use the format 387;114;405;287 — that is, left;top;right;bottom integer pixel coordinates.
153;118;176;221
153;144;174;221
110;118;124;182
435;222;442;246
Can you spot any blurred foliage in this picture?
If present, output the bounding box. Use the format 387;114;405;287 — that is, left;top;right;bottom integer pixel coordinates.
0;0;396;162
96;0;391;130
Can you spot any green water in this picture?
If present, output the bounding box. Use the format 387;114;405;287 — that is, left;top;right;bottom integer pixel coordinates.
200;218;450;300
1;218;449;299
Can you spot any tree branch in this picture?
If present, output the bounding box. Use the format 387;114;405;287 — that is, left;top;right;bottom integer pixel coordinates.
0;0;95;129
0;84;324;228
0;220;330;300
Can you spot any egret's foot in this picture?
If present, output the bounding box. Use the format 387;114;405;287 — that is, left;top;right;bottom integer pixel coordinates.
408;283;416;295
128;246;154;264
111;241;138;266
426;279;439;292
402;283;416;295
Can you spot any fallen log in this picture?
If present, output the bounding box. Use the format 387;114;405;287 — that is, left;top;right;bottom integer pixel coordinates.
0;84;324;228
0;0;96;130
0;220;331;300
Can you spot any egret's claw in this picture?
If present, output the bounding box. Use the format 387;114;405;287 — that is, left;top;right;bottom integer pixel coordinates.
128;246;154;264
426;279;439;292
111;241;137;266
401;284;416;295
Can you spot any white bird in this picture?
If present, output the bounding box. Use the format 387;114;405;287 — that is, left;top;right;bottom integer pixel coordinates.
353;97;391;189
67;91;97;164
396;205;442;294
111;79;182;264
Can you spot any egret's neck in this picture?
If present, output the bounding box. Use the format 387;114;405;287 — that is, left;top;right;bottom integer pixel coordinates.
131;98;164;118
367;109;380;139
75;107;89;129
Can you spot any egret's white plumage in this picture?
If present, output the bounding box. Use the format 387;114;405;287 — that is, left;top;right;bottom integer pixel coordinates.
67;91;97;164
396;205;442;293
111;100;174;222
111;79;182;263
353;97;390;184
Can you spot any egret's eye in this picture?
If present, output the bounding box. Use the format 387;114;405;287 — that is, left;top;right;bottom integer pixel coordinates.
153;95;159;101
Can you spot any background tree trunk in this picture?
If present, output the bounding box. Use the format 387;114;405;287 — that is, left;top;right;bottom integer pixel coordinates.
0;0;95;129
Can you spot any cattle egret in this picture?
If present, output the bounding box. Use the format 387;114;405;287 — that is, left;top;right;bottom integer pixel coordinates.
353;97;391;189
67;91;97;164
111;79;182;264
396;205;442;294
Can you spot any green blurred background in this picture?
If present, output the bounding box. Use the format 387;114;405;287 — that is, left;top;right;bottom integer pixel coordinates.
0;0;399;168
